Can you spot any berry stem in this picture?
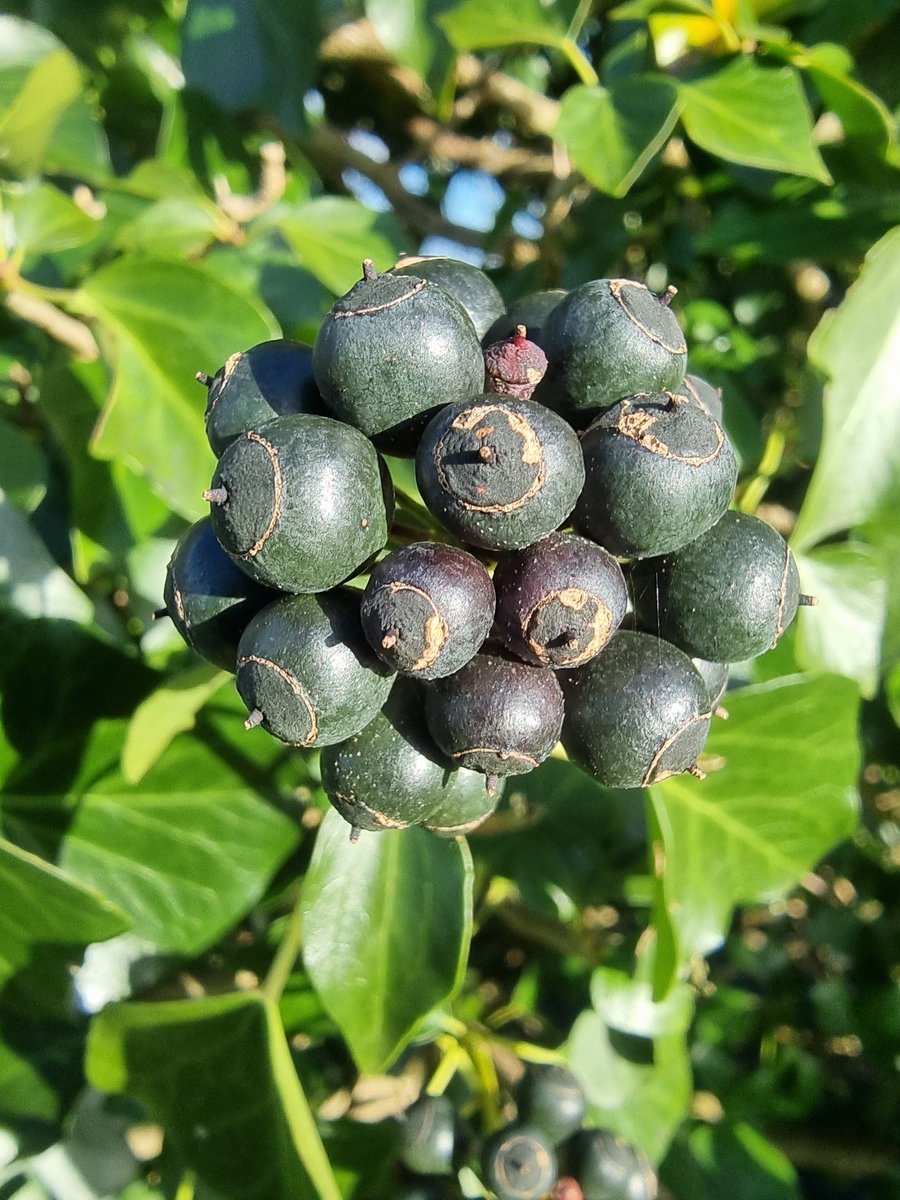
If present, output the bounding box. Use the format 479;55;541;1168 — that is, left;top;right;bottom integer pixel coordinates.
381;630;399;650
203;486;228;505
715;705;730;721
195;371;213;387
486;774;500;797
349;826;362;844
658;285;678;307
151;606;169;621
687;763;706;780
798;594;819;607
243;708;264;730
361;258;377;282
261;890;303;1004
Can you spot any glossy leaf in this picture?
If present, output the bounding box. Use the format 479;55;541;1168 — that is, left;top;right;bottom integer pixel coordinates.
0;838;128;988
663;1121;801;1200
555;77;680;196
795;42;895;155
0;420;46;513
438;0;567;50
0;493;93;623
678;56;831;181
0;37;81;178
1;723;298;957
792;226;900;550
8;184;99;255
121;664;231;784
652;675;860;961
74;259;278;520
86;991;341;1200
793;543;887;697
302;809;473;1073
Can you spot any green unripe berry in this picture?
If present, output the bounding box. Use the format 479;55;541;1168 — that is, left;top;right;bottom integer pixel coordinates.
235;589;394;747
631;511;808;662
398;1095;457;1176
416;396;584;552
423;774;504;837
539;279;687;412
569;1130;657;1200
682;373;723;423
573;393;737;558
162;517;275;671
483;1125;558;1200
390;254;505;340
560;631;711;788
516;1065;586;1145
312;260;484;449
206;414;391;593
199;340;325;457
483;289;567;348
321;681;489;836
692;657;729;715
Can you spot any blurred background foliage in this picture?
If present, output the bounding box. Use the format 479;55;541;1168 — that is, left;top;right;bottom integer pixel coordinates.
0;0;898;1198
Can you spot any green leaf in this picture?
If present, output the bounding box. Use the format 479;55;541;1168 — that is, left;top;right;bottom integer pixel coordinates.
302;809;473;1073
7;184;100;255
887;661;900;728
678;56;832;181
366;0;454;80
792;227;900;551
121;664;231;784
0;46;81;178
0;419;46;513
0;838;128;989
112;196;230;259
652;675;860;961
182;0;321;137
2;724;298;957
0;492;93;622
439;0;567;50
264;198;405;296
590;966;694;1038
796;42;895;156
86;991;341;1200
555;77;680;196
74;259;278;521
569;1005;692;1162
793;543;888;697
664;1121;801;1200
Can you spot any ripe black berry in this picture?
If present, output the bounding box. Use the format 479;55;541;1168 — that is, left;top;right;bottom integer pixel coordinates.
483;289;567;348
360;542;495;680
312;260;484;449
416;396;584;551
483;1125;558;1200
205;413;392;593
390;254;505;340
631;511;812;661
692;657;729;716
539;279;687;412
198;339;325;457
425;651;564;778
681;373;723;423
398;1095;458;1176
569;1130;657;1200
560;631;711;787
161;517;275;671
235;589;394;747
573;392;737;558
516;1065;586;1145
422;775;503;837
492;533;627;669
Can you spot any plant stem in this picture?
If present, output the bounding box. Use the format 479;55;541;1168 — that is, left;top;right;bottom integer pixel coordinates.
558;37;600;86
566;0;596;42
263;894;303;1003
174;1170;196;1200
739;426;786;514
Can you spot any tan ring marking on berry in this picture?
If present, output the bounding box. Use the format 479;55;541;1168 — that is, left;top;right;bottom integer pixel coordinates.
170;579;187;625
609;279;687;355
524;587;613;666
611;397;725;466
682;376;715;418
642;710;712;787
233;431;284;560
376;581;449;671
492;1133;553;1189
434;403;546;513
451;747;540;769
333;279;426;318
331;791;407;829
203;350;243;425
772;543;794;647
238;654;318;746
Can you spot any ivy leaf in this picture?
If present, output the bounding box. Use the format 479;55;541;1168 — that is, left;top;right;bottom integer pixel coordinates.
556;77;680;196
74;259;278;521
0;493;93;623
0;38;81;178
652;675;860;962
302;810;473;1073
86;991;342;1200
438;0;568;51
792;226;900;551
678;56;832;182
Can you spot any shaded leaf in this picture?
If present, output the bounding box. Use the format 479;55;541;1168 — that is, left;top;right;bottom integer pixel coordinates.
74;259;278;520
678;56;831;181
121;664;231;784
663;1121;801;1200
652;675;860;961
555;77;680;196
793;543;888;697
0;493;92;623
439;0;568;50
86;991;341;1200
792;226;900;550
302;809;473;1073
366;0;454;81
0;420;46;514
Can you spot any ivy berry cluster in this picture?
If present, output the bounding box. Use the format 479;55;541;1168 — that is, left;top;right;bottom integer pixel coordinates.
159;254;815;839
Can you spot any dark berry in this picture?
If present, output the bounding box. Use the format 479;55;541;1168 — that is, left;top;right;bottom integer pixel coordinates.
570;1130;657;1200
681;373;723;423
692;657;729;716
573;393;737;558
198;340;325;457
205;414;391;593
560;631;711;788
484;326;548;401
416;396;584;552
320;681;489;836
161;517;276;671
493;533;627;669
516;1065;586;1145
423;774;504;838
235;589;394;747
483;1125;558;1200
398;1095;457;1176
483;289;567;348
360;542;495;680
631;511;810;661
390;254;505;341
425;651;564;778
312;259;484;449
539;279;687;412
